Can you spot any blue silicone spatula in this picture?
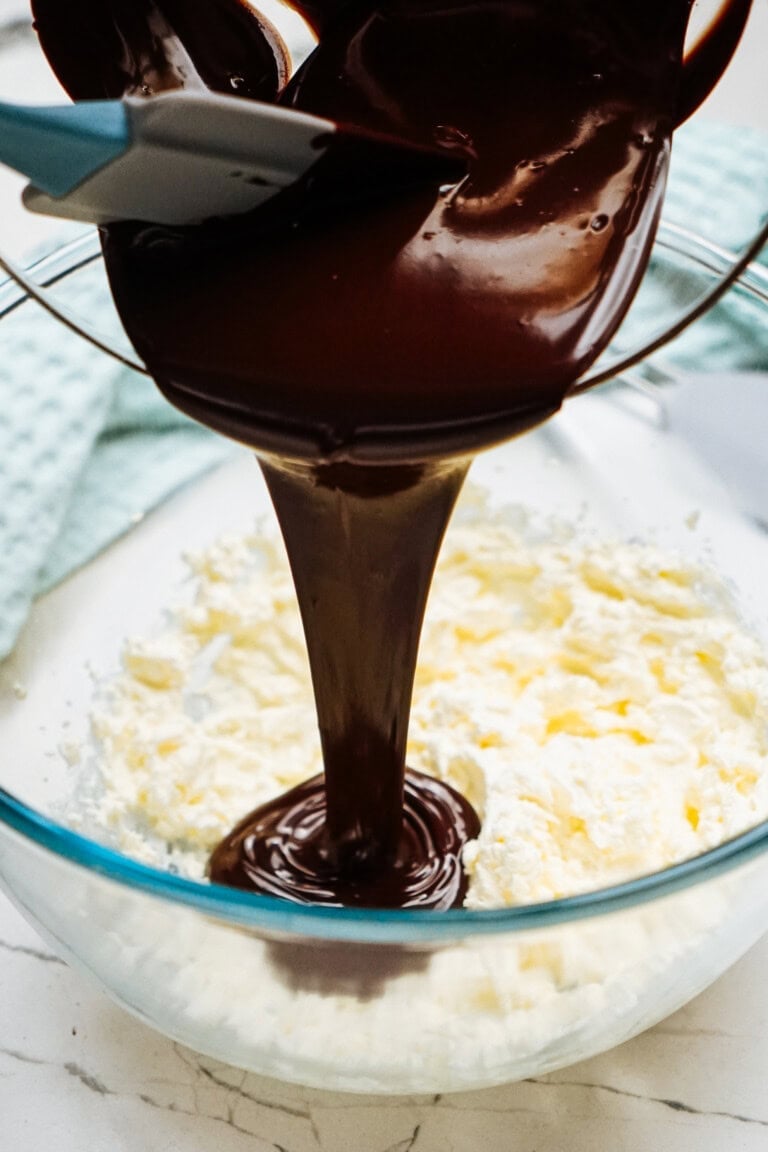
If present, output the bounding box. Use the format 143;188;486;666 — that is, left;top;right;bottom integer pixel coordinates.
0;90;462;227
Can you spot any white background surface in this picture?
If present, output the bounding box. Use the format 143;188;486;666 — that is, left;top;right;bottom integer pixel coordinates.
0;3;767;1149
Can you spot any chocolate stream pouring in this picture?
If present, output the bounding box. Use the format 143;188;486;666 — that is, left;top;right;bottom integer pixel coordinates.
27;0;755;908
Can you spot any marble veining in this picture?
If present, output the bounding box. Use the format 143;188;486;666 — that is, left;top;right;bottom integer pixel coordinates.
0;935;65;965
1;891;767;1152
523;1076;768;1129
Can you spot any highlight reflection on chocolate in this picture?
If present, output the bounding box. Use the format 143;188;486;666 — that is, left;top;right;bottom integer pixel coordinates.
210;769;481;908
32;0;730;909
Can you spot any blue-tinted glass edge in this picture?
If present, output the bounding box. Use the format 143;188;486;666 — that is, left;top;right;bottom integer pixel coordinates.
1;786;767;944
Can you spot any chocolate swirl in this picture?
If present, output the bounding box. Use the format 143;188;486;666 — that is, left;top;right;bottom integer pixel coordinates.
208;770;481;909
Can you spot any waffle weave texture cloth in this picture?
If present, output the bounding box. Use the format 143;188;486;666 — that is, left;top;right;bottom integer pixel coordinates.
0;119;766;660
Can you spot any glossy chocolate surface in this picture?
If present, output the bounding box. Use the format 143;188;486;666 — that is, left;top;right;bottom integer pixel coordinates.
34;0;714;909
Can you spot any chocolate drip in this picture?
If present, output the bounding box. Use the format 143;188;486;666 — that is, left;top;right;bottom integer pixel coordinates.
260;459;467;864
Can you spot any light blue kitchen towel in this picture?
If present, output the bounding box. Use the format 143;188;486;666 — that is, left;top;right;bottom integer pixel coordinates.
0;117;766;661
0;270;237;659
614;119;768;371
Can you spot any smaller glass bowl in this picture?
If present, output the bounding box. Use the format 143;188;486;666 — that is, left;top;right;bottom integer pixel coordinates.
0;233;767;1094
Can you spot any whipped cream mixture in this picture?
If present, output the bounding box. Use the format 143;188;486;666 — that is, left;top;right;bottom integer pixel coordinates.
71;492;768;906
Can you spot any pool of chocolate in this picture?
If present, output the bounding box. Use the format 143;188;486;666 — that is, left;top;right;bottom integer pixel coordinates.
32;0;722;908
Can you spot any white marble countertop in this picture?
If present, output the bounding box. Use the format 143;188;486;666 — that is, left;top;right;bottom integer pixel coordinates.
1;5;767;1149
1;890;767;1151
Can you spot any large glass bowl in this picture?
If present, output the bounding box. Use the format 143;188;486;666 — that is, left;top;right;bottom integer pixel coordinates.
0;230;767;1095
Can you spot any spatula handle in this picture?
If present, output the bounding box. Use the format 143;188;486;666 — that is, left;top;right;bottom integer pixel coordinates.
0;99;128;195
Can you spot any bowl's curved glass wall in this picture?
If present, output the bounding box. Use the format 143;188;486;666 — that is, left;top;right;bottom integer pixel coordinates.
0;235;766;1092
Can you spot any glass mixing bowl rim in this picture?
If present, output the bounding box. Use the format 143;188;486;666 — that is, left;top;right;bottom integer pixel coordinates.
0;231;767;945
2;788;767;942
2;223;767;379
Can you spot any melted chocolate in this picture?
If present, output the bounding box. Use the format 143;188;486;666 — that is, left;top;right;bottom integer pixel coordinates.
32;0;744;910
210;768;480;908
31;0;289;101
96;0;686;462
